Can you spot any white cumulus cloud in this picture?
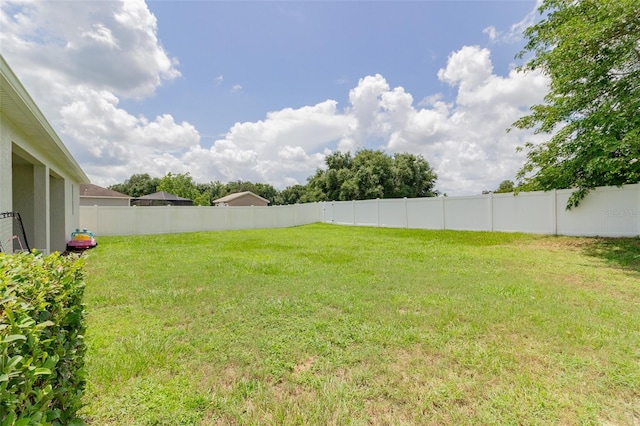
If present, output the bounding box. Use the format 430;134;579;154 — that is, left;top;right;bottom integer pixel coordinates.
0;1;550;195
0;0;180;101
384;46;548;194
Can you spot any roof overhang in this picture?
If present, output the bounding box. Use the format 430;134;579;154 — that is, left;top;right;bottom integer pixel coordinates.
0;55;89;183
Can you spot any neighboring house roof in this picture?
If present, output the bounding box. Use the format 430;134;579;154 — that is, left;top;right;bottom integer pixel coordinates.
0;55;88;183
80;183;130;198
212;191;270;204
136;191;192;201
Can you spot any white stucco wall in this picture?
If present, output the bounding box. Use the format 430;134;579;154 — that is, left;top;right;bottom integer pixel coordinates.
0;117;11;213
1;114;85;252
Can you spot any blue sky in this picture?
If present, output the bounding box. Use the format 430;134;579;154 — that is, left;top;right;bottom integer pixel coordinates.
0;0;548;195
140;1;534;137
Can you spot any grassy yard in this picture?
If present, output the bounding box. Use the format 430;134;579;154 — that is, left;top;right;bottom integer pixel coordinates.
79;224;640;425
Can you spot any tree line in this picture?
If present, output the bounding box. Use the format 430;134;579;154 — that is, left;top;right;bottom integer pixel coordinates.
108;149;440;206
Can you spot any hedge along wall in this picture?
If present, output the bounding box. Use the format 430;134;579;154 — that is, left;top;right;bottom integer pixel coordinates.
1;251;87;425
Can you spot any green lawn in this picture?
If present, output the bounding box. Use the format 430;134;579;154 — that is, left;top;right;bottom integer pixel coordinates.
79;224;640;425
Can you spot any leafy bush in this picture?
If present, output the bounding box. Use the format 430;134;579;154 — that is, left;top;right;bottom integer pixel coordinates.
1;251;87;425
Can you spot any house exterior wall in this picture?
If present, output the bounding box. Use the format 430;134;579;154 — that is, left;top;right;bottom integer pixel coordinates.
50;174;66;252
1;129;14;250
0;115;15;214
0;126;10;212
1;55;89;253
80;196;130;207
224;194;269;207
0;89;86;253
10;162;35;248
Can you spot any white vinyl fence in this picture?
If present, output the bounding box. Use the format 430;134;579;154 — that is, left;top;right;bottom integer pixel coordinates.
80;184;640;237
80;203;323;236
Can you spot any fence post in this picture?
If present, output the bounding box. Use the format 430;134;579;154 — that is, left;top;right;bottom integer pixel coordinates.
352;200;356;225
552;189;558;235
251;205;256;229
376;198;380;227
637;185;640;236
330;202;335;223
489;193;494;232
404;197;409;228
441;196;446;230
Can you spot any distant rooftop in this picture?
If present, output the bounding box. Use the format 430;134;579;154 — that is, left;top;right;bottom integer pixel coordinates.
212;191;269;204
80;183;130;198
136;191;192;201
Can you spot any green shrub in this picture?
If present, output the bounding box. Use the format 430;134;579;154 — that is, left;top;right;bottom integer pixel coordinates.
1;251;87;425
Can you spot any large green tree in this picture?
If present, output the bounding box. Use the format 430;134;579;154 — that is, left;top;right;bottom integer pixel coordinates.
108;173;159;198
196;181;227;205
512;0;640;208
277;184;308;205
390;152;439;198
495;180;515;194
305;149;438;201
157;172;210;206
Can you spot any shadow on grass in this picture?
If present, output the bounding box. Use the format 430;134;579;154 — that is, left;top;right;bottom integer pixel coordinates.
583;237;640;274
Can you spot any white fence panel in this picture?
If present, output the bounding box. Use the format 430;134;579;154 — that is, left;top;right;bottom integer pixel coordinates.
252;207;276;229
207;208;231;231
354;200;378;227
297;203;322;225
274;205;295;228
226;207;255;230
166;207;206;233
135;207;171;235
80;205;99;233
407;197;444;229
330;201;355;225
89;206;135;236
556;184;640;237
443;196;490;231
322;203;334;224
379;199;407;228
492;191;554;234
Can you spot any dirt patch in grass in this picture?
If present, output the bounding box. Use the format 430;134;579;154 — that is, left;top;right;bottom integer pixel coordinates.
292;355;318;375
196;363;241;393
364;399;414;425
